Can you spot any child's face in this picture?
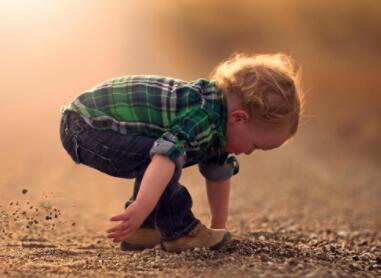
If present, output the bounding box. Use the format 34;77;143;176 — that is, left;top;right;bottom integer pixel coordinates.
224;110;291;155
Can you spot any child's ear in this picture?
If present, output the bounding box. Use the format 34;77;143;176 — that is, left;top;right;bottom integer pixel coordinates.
229;110;250;124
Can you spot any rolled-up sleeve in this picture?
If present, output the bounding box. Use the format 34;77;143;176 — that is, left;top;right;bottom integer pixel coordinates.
149;136;187;169
198;153;239;181
150;108;212;169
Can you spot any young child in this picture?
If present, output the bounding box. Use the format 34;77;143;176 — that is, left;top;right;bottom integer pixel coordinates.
59;53;303;252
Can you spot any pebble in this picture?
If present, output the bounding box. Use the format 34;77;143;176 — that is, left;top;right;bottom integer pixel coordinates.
258;235;266;241
142;249;150;254
260;254;269;262
338;230;348;237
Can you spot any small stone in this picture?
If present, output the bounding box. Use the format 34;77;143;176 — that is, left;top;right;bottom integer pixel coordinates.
337;230;347;237
41;202;51;209
142;248;150;254
258;235;266;241
22;189;28;194
288;258;298;266
260;254;269;262
350;263;360;270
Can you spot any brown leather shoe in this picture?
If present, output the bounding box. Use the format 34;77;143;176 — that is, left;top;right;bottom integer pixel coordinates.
161;223;231;252
120;228;161;251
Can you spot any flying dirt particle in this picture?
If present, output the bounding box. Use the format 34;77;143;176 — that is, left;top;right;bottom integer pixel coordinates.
22;189;28;194
41;202;51;209
72;222;76;226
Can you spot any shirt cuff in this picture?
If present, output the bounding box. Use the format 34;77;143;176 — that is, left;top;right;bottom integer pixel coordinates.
198;155;239;181
149;138;187;169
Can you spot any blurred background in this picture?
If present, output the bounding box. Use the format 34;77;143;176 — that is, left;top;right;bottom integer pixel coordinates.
0;0;380;230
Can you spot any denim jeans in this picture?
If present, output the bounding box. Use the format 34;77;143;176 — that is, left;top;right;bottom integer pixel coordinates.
60;110;199;240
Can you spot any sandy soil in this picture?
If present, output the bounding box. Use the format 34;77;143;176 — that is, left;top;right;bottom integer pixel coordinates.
0;99;380;278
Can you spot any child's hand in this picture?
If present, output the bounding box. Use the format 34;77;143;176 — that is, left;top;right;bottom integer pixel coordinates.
106;201;149;243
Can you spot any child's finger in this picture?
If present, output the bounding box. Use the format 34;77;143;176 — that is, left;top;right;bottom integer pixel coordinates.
106;221;129;233
117;228;135;242
107;229;130;239
108;223;131;236
107;231;124;239
113;228;135;242
110;213;129;221
107;226;133;241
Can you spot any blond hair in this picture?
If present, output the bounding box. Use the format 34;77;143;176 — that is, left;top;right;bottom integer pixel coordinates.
210;53;304;135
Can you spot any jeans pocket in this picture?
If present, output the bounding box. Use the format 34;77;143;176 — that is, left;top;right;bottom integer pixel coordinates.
75;141;119;175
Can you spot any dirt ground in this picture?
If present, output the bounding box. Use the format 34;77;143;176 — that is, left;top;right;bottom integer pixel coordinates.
0;96;380;278
1;1;381;277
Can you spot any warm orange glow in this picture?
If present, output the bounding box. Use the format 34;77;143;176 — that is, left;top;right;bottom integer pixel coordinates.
0;2;380;275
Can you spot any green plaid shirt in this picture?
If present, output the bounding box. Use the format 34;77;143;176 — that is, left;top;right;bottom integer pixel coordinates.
62;75;239;180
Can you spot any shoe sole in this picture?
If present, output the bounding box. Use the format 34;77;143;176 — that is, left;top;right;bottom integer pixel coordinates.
120;241;158;251
161;232;232;252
